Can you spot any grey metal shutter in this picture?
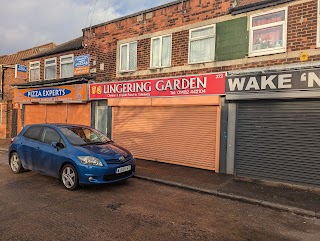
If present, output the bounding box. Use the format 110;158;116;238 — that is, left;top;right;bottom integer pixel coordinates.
235;100;320;186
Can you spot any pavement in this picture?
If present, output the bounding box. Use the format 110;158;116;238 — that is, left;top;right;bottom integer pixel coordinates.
1;138;319;219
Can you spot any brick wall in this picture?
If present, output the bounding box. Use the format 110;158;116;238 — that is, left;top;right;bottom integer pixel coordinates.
25;49;87;82
83;0;319;83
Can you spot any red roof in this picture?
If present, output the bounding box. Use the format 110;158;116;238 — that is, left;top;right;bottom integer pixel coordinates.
0;43;56;65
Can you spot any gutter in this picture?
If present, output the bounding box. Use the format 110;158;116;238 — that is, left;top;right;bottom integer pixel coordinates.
82;0;190;32
229;0;294;15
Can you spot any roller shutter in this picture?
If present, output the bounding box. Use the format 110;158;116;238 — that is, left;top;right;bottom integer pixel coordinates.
24;103;91;126
24;105;46;125
113;106;218;170
66;103;91;126
235;100;320;186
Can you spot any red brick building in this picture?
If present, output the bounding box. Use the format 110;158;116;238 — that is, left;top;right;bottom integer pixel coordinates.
14;0;320;186
0;43;55;138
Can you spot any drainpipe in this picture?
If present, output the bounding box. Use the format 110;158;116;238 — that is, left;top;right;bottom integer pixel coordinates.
181;0;185;13
0;65;4;100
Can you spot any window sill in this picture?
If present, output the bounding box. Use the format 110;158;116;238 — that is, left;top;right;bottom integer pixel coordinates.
149;66;171;70
118;70;137;74
188;59;215;65
248;48;286;57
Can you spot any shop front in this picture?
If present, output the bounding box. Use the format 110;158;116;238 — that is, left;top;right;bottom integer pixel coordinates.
13;82;90;130
226;68;320;186
90;73;226;172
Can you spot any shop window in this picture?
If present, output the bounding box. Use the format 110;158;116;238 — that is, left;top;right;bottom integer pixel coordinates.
150;35;172;68
29;61;40;82
60;54;74;78
119;42;137;72
249;8;287;56
189;25;215;64
44;57;57;80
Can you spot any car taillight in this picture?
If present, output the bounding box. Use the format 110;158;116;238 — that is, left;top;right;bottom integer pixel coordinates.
10;137;15;144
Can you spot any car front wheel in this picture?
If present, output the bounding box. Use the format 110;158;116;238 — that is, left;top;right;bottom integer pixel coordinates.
10;152;24;174
61;164;79;191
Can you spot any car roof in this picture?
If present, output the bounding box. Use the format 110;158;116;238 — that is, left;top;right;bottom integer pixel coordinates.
25;123;90;128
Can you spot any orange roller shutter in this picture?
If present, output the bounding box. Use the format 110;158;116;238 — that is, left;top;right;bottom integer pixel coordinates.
113;106;219;171
24;105;46;125
46;105;67;124
67;103;91;126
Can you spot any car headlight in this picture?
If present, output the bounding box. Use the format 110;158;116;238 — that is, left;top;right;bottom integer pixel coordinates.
78;156;103;166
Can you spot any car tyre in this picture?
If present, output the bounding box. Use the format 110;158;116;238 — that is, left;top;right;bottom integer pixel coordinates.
10;152;24;174
61;164;79;191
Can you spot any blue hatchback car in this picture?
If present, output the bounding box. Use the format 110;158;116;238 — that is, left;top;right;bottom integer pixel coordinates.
9;124;135;190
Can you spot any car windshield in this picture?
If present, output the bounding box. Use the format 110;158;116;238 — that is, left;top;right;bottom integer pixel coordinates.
59;126;111;146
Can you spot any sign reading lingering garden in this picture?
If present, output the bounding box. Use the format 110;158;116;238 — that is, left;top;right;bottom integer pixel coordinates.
89;73;226;99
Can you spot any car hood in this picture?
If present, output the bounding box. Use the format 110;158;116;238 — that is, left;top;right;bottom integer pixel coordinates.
75;142;131;163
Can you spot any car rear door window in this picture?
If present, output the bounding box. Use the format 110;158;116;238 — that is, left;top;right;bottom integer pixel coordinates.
23;126;42;141
40;127;65;146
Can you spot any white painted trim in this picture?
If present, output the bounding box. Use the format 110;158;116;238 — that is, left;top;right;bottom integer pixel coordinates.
188;24;216;64
150;34;172;68
248;7;288;57
29;61;40;82
60;54;74;78
44;57;57;80
119;41;137;72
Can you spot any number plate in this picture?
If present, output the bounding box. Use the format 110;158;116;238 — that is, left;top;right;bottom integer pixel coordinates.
116;165;131;174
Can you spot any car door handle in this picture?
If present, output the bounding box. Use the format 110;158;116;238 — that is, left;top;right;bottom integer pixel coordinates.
35;147;40;152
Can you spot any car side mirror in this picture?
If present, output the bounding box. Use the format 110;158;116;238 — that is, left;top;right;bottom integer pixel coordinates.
51;142;65;150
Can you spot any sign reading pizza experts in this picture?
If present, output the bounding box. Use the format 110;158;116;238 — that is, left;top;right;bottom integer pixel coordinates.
14;84;87;103
89;73;226;99
226;68;320;93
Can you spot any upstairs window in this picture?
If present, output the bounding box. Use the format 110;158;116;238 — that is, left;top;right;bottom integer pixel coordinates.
189;25;215;64
60;54;74;78
44;57;57;80
249;8;287;56
150;35;172;68
120;42;137;72
29;61;40;82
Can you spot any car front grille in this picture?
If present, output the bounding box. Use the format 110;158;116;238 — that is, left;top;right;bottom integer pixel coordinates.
103;169;133;181
105;155;132;164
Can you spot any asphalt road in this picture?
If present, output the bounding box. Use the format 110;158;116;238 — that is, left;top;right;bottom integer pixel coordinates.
1;150;320;241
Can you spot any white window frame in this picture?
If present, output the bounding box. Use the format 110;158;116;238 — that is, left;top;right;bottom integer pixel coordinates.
60;54;74;78
188;24;216;64
44;57;57;80
150;34;172;68
249;7;288;57
317;0;320;48
29;61;40;82
119;41;137;72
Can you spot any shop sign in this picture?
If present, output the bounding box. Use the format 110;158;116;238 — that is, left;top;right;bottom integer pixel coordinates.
74;54;90;75
15;64;27;79
14;84;87;103
226;68;320;93
89;73;225;99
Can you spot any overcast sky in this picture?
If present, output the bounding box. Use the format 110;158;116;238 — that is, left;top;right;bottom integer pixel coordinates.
0;0;173;56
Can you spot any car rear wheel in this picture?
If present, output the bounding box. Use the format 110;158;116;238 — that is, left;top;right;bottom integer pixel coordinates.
10;152;24;174
61;164;79;191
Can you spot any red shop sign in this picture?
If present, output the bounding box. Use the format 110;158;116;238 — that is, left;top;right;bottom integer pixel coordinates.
89;72;225;99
